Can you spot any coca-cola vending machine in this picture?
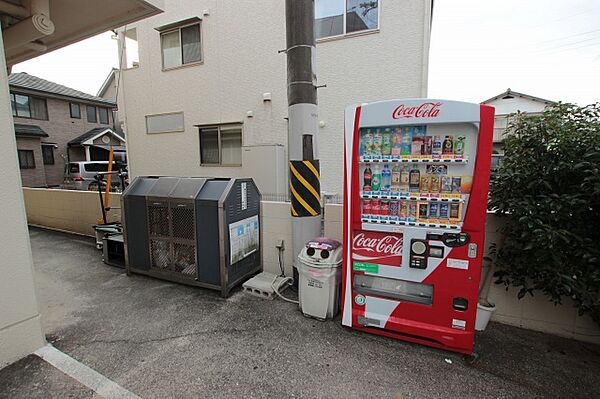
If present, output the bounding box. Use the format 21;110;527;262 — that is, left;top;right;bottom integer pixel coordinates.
341;99;494;354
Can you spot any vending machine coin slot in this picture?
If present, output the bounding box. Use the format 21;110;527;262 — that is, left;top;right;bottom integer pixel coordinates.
409;239;428;269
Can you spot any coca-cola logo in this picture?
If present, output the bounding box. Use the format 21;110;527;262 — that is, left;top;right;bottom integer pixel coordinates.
392;102;442;119
352;232;403;263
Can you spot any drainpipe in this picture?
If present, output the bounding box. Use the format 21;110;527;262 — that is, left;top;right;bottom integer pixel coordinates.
285;0;321;279
2;0;54;52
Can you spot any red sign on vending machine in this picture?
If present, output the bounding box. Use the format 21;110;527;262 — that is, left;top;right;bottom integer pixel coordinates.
342;99;494;355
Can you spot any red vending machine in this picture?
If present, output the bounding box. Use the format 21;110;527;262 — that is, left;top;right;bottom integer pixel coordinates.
341;99;494;354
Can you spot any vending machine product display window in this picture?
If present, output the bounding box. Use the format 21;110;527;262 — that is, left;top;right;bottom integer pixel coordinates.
342;99;494;355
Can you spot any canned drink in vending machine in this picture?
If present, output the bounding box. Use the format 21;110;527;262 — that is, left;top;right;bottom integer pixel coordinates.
452;176;462;194
380;200;390;221
389;200;399;221
439;202;449;222
362;199;372;219
441;176;453;195
399;200;408;221
407;201;417;222
418;201;429;222
430;175;441;197
371;199;380;221
428;202;439;224
449;202;462;224
420;175;431;196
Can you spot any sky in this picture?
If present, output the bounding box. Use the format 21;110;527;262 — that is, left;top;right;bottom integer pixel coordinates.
12;0;600;105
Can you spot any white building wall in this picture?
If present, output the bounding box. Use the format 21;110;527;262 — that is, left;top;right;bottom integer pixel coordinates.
0;36;45;368
120;0;432;196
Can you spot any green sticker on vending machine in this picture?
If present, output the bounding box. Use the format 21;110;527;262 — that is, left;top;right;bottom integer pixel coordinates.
353;262;379;273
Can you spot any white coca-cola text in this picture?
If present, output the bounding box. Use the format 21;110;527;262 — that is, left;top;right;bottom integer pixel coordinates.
392;102;442;119
352;233;403;255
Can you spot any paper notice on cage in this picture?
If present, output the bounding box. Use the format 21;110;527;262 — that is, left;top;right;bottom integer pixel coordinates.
447;258;469;270
229;215;259;264
241;182;248;210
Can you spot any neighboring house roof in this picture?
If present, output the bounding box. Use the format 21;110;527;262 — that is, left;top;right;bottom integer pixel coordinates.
9;72;116;107
97;68;118;98
68;127;125;146
481;88;556;105
14;123;49;138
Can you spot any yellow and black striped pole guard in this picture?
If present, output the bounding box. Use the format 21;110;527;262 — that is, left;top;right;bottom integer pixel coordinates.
289;160;321;217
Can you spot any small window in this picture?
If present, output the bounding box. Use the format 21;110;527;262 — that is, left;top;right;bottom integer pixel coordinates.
199;125;242;166
42;145;55;165
146;112;184;134
87;105;97;123
315;0;379;39
70;103;81;118
18;150;35;169
161;23;202;69
99;108;109;124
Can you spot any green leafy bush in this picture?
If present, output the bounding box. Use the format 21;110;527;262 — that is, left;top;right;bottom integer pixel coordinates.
489;103;600;325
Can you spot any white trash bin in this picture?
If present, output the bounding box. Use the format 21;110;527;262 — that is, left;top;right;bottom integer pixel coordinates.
297;238;343;320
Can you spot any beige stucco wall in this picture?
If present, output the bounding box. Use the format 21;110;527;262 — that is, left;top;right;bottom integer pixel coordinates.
0;41;45;368
23;188;121;237
120;0;432;196
323;203;600;344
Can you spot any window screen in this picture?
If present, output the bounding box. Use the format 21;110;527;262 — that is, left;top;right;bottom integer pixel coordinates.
200;127;219;164
161;30;181;69
181;24;201;64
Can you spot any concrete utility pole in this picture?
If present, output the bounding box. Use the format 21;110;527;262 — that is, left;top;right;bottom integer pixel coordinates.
285;0;321;275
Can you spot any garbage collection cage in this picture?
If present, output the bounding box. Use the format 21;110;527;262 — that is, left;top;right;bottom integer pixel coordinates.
122;176;261;297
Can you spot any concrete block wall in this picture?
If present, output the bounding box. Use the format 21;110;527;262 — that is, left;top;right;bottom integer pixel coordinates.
20;192;600;344
323;204;600;345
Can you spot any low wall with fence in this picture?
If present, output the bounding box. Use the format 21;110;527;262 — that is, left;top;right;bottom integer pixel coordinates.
21;188;600;344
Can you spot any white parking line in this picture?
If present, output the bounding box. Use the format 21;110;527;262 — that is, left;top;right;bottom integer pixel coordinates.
34;344;141;399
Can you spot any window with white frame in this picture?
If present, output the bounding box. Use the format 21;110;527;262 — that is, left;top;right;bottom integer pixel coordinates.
315;0;379;39
199;124;242;166
160;22;202;70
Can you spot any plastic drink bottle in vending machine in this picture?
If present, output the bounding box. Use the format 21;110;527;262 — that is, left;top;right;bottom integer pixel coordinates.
412;135;423;156
391;164;401;193
372;164;381;191
432;135;443;157
409;166;421;193
401;128;412;156
422;136;432;156
381;164;392;192
363;164;372;192
392;128;402;157
373;129;383;156
454;135;466;157
363;129;374;156
382;128;392;156
400;166;410;193
442;135;454;155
